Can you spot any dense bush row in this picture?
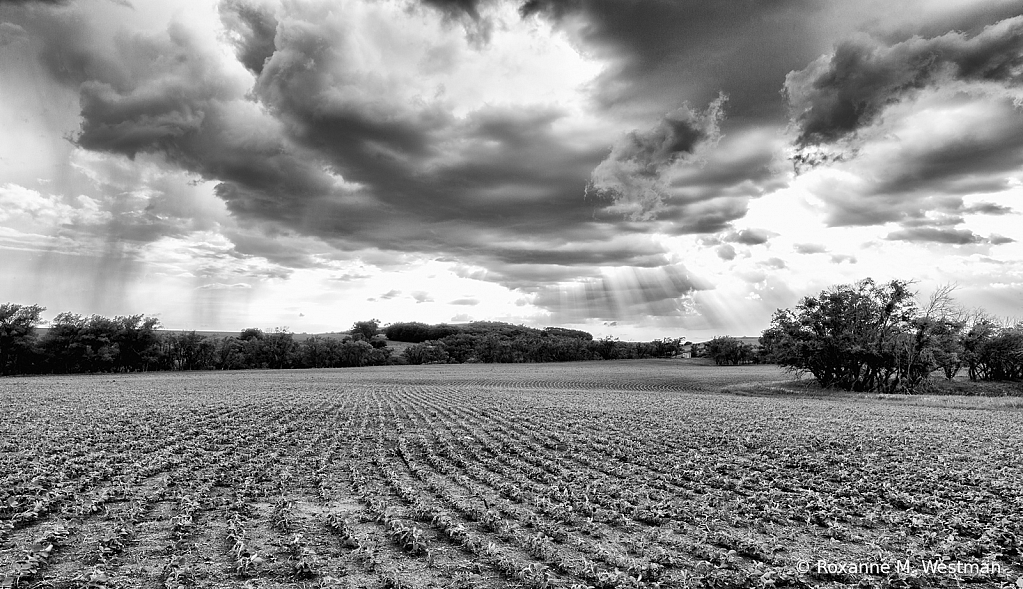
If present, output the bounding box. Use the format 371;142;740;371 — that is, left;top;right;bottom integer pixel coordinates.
758;279;1023;393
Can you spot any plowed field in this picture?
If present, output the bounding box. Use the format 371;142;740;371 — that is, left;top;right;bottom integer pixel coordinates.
1;361;1020;588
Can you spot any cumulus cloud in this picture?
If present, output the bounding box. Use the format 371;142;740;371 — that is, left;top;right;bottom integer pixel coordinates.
796;94;1023;230
793;242;828;254
586;94;727;221
785;16;1023;149
0;183;111;227
964;202;1014;215
449;297;479;305
715;244;736;261
886;226;992;245
724;228;773;245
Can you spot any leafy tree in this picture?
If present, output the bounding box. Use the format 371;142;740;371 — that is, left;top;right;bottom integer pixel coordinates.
963;322;1023;381
239;327;265;341
705;336;754;365
162;331;217;370
263;328;297;369
640;337;685;359
762;279;926;392
402;341;450;365
592;336;622;360
351;319;381;341
0;303;45;375
112;314;161;372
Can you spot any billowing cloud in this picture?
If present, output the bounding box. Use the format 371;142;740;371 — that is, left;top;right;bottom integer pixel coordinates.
0;183;110;227
585;94;727;221
785;16;1023;149
219;0;279;74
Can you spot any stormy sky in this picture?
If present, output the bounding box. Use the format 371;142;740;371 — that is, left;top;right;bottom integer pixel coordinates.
1;0;1021;340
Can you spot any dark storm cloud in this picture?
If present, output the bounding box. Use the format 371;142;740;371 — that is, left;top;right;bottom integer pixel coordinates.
13;0;799;305
520;0;823;122
785;16;1023;147
219;0;279;74
18;8;379;251
31;2;607;280
422;0;484;18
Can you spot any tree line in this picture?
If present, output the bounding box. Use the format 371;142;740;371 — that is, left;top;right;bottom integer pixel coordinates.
756;279;1023;393
0;306;396;375
0;306;686;375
